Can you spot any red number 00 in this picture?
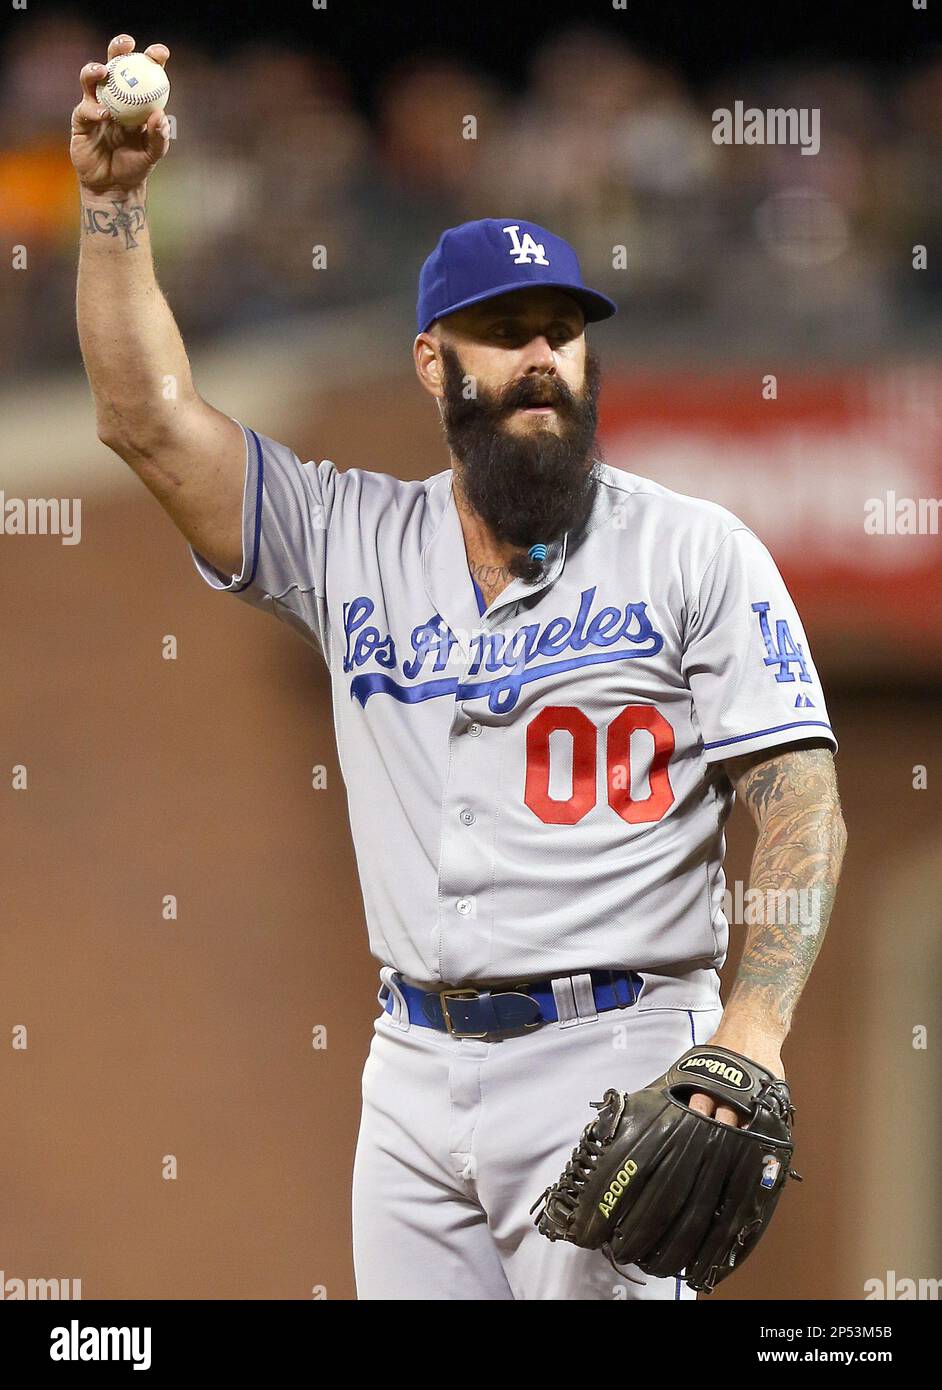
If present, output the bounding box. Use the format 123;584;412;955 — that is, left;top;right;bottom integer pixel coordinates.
524;704;675;826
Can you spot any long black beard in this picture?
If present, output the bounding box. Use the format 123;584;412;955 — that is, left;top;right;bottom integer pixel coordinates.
439;343;603;582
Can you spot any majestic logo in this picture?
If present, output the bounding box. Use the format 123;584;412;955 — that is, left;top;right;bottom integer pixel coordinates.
598;1160;638;1219
342;586;664;714
679;1054;752;1090
502;224;550;265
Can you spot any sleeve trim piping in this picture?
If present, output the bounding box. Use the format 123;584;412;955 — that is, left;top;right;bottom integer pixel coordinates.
703;719;835;750
231;426;264;594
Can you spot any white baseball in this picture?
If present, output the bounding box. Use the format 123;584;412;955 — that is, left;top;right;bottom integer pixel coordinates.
96;52;170;127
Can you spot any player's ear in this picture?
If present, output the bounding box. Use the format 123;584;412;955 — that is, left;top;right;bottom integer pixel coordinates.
413;330;444;399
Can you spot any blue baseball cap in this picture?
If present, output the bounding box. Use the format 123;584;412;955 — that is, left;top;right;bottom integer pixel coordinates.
416;218;618;334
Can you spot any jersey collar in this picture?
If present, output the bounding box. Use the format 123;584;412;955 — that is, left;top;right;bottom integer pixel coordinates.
423;472;568;661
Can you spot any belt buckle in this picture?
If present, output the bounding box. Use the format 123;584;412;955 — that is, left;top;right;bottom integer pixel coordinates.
439;988;487;1038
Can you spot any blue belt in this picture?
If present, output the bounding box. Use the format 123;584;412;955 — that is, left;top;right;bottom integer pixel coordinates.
381;969;643;1038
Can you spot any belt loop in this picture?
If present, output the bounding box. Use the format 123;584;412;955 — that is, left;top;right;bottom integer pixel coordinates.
552;972;598;1027
550;975;578;1027
610;969;637;1008
571;972;598;1022
379;967;409;1029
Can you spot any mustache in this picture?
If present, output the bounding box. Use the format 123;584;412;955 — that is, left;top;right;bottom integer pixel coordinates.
446;370;580;424
499;375;577;413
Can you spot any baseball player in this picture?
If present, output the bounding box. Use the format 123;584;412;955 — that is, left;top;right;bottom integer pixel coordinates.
73;35;847;1300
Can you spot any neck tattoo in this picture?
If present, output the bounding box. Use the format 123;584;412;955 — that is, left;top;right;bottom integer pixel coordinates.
469;560;513;588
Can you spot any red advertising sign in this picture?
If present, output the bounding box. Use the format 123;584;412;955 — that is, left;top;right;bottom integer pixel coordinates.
600;367;942;660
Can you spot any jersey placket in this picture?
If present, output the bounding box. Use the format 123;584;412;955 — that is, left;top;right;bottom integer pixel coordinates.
434;545;567;986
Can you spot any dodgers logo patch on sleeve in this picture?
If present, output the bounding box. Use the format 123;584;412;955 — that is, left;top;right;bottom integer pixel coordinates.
752;601;812;684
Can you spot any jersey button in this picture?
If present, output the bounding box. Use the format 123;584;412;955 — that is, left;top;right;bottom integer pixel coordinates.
456;897;474;916
468;722;482;737
459;808;475;826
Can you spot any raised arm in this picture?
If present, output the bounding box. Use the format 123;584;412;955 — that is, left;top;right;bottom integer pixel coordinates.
73;32;245;578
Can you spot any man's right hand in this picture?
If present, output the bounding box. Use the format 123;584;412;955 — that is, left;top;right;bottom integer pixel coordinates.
75;31;247;581
71;33;172;197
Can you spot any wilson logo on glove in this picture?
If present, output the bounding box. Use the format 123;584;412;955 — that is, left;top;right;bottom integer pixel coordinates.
677;1052;753;1089
530;1044;801;1294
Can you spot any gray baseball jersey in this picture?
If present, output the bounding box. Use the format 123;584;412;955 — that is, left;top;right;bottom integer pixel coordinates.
191;421;837;989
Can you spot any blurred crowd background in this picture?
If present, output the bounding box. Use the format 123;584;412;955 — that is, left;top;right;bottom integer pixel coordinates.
1;8;940;376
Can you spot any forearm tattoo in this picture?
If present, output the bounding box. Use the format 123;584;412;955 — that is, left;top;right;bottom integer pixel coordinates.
81;195;147;250
724;745;847;1036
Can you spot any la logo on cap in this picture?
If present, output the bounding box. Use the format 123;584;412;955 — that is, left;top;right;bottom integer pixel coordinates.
502;225;550;266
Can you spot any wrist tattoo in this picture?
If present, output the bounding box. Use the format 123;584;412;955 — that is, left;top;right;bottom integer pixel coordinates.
81;195;147;249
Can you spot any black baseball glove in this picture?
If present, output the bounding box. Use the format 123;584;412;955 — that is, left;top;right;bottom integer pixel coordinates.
530;1044;800;1293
